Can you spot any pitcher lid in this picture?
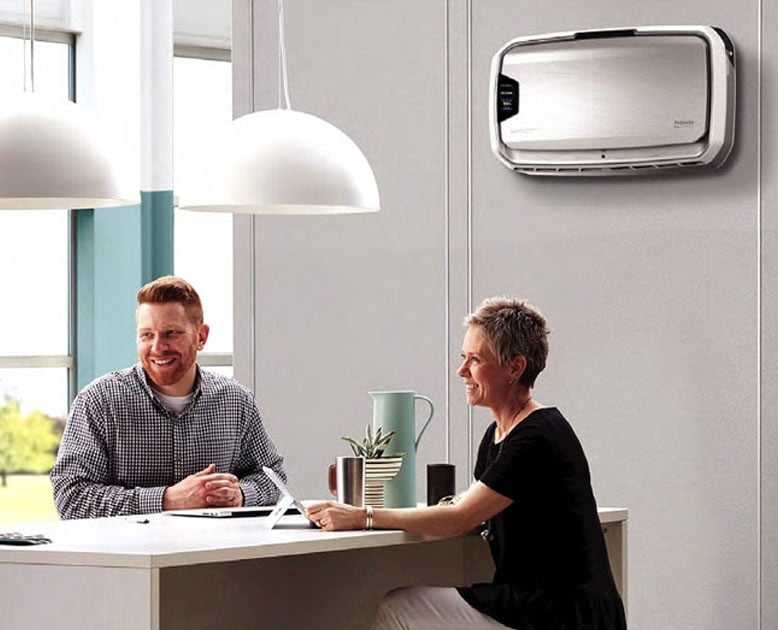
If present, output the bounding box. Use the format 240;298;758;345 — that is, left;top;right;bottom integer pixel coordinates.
369;390;415;394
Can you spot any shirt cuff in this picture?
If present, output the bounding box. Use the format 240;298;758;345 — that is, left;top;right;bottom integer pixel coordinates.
239;481;258;507
137;486;167;514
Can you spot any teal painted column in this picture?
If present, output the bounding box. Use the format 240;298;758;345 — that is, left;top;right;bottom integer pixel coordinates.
74;194;174;392
141;190;174;280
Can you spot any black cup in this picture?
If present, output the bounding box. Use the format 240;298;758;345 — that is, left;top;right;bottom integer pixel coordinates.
427;463;456;506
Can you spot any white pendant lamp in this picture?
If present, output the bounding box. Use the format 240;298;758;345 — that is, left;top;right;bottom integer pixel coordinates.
0;2;137;210
178;0;379;215
0;93;137;209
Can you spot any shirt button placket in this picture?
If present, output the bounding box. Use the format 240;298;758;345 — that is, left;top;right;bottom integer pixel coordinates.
173;418;186;477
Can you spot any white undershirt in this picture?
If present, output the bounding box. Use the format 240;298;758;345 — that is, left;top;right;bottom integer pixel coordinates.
154;390;194;416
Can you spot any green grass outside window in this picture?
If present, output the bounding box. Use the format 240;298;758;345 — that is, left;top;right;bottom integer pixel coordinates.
0;475;58;524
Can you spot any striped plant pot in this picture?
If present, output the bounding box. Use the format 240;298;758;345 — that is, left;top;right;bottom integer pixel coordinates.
364;456;404;508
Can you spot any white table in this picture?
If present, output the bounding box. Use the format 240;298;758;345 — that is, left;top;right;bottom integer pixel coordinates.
0;507;627;630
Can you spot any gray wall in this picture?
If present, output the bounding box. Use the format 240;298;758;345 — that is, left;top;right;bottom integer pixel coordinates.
233;1;775;629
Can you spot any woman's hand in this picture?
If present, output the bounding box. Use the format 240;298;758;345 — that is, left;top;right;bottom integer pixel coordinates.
308;482;512;536
306;501;366;531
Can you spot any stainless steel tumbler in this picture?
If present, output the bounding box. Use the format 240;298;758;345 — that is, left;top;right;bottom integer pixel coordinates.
335;456;365;507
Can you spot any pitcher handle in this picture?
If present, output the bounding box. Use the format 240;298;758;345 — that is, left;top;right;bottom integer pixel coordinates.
414;395;435;450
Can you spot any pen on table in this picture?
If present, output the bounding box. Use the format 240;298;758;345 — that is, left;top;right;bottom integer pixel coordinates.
125;517;150;524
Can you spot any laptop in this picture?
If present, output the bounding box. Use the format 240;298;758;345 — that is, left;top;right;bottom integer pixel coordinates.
167;505;299;519
261;466;320;529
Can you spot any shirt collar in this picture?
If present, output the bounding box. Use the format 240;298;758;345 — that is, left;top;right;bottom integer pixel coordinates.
133;362;209;400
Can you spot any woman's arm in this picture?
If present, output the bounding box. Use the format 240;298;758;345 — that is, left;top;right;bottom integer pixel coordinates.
306;481;512;537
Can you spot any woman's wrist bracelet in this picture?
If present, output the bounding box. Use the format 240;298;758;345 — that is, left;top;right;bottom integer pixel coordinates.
365;505;374;530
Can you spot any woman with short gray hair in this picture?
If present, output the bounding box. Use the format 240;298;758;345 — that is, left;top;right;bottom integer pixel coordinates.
464;296;549;386
308;297;626;629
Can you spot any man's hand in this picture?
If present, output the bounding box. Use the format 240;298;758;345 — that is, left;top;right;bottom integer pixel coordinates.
162;464;243;510
204;473;243;507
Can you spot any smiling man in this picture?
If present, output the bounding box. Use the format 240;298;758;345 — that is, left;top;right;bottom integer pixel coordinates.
51;276;285;520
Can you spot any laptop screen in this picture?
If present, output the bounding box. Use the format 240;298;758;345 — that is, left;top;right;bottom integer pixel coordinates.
262;466;320;529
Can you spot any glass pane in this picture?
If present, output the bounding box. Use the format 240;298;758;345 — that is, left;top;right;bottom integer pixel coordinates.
173;56;233;354
0;210;69;354
202;365;234;379
0;38;70;97
0;367;69;420
0;367;67;524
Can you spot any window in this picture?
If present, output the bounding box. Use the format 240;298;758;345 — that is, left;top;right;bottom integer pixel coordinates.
0;32;73;419
0;209;70;418
0;33;73;522
173;53;233;376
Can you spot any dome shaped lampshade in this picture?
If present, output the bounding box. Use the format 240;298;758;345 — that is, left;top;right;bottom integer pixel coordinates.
178;108;380;214
0;92;138;210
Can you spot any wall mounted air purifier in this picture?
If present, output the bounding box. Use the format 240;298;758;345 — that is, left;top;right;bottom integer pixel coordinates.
489;26;735;176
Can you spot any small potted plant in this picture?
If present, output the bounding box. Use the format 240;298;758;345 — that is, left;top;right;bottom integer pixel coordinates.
340;425;404;508
340;424;402;459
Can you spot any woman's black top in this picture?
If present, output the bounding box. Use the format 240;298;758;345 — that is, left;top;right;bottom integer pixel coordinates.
457;407;627;630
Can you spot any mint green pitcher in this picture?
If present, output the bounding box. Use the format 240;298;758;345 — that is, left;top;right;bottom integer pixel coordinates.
370;390;434;508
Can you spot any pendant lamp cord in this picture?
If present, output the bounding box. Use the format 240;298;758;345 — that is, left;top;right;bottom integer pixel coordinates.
29;0;34;91
277;0;291;109
22;0;35;92
30;0;35;92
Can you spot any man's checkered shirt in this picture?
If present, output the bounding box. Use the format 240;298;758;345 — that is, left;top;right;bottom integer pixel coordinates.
50;364;285;519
